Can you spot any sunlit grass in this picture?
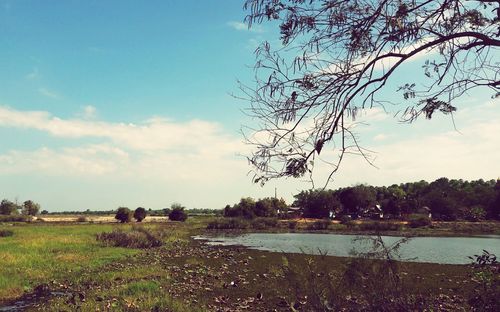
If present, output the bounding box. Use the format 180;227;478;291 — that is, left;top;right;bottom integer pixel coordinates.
0;223;139;302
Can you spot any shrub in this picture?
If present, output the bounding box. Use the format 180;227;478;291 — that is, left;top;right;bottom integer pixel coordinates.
115;207;132;223
134;207;147;222
338;215;352;224
286;220;298;229
358;221;402;231
169;205;187;222
76;216;89;222
96;226;162;249
206;218;249;230
408;214;432;228
251;217;278;229
0;215;30;222
0;230;14;237
307;219;330;230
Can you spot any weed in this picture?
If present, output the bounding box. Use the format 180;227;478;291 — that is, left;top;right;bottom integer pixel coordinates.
307;219;330;230
96;226;163;249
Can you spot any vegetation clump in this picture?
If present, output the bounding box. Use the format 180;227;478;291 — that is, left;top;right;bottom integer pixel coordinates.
133;207;147;222
96;226;162;249
115;207;132;223
168;204;188;222
0;229;14;237
408;214;432;228
307;219;331;231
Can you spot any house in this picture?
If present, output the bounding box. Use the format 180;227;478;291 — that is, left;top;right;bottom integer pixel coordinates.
415;206;432;219
362;204;383;219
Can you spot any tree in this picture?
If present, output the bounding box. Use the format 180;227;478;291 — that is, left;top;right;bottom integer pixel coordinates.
0;199;19;215
115;207;132;223
133;207;147;222
241;0;500;186
338;185;376;217
293;189;339;218
169;203;188;222
22;200;40;216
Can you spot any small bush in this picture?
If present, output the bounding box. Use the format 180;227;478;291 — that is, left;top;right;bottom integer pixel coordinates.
0;215;30;222
169;207;188;222
206;218;250;230
96;226;162;248
408;214;432;228
76;216;89;222
0;230;14;237
286;220;298;229
251;217;278;229
338;215;352;224
307;219;330;230
358;221;402;231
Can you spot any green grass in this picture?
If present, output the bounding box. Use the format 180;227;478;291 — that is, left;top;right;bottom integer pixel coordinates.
0;223;138;301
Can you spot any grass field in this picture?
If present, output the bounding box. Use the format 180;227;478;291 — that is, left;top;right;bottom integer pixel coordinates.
0;218;498;311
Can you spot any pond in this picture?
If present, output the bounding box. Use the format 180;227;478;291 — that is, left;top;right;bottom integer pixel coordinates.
194;233;500;265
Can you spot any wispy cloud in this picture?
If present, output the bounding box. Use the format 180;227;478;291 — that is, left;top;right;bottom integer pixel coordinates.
78;105;97;119
227;21;264;33
25;67;39;80
38;87;61;99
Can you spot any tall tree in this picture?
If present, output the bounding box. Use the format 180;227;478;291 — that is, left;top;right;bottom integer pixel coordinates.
241;0;500;185
22;200;40;216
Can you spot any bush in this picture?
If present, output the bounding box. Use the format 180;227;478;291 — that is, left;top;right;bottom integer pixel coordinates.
0;215;30;222
206;218;250;230
134;207;147;222
338;215;352;224
169;206;187;222
115;207;132;223
251;217;278;229
358;221;402;231
76;216;89;222
96;226;162;249
408;214;432;228
307;219;330;230
286;220;298;229
0;230;14;237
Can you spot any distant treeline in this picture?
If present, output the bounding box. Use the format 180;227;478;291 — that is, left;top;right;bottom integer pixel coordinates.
223;178;500;221
37;207;221;216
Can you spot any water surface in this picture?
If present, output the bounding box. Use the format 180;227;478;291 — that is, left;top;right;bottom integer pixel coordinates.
194;233;500;264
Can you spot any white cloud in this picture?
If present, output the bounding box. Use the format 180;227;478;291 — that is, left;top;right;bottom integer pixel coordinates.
0;105;248;183
227;21;264;33
78;105;97;119
38;87;61;99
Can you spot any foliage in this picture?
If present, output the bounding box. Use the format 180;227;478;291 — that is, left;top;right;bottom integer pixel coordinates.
0;229;14;237
408;214;432;228
338;185;376;217
115;207;132;223
0;214;30;222
169;204;188;222
206;218;250;230
467;250;500;311
293;189;338;218
133;207;147;222
463;205;487;222
306;219;330;230
358;221;403;232
224;197;287;219
22;200;40;216
0;199;19;215
241;0;500;185
76;216;89;222
96;226;163;249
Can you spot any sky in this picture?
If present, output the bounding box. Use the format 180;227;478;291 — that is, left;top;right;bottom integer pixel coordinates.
0;0;499;212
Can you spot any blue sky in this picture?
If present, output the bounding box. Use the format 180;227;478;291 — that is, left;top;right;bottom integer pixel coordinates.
1;1;499;212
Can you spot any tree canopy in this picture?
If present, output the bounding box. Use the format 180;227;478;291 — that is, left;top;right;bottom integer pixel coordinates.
241;0;500;185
